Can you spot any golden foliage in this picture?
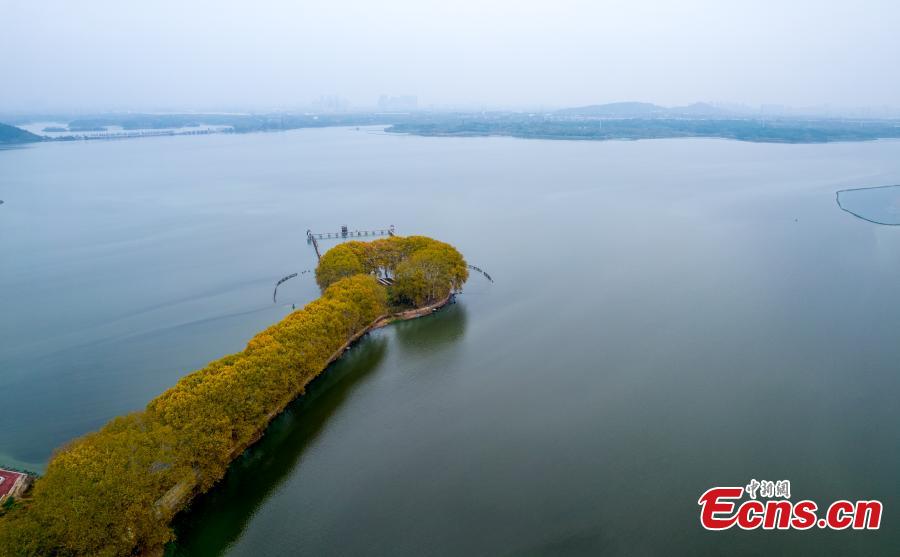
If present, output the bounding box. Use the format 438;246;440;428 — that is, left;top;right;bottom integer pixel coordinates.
0;236;465;556
0;275;388;557
315;235;469;307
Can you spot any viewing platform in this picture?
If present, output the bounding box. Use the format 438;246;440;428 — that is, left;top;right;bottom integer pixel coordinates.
306;224;395;241
306;224;396;260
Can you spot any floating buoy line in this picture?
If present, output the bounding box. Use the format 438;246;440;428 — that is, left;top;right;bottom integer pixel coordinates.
467;264;494;283
273;270;312;303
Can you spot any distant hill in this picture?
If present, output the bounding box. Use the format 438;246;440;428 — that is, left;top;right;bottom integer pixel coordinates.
556;102;667;117
556;101;736;119
668;102;735;117
0;123;42;144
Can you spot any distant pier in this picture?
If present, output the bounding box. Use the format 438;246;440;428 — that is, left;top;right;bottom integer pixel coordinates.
307;225;396;260
307;224;395;241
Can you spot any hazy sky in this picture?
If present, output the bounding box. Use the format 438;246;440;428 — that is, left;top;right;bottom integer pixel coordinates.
2;0;898;112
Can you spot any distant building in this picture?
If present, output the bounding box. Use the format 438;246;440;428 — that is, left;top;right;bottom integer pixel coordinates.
312;95;350;113
378;94;418;112
0;468;29;502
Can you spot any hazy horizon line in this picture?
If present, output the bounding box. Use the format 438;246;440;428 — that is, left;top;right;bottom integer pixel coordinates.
4;99;900;120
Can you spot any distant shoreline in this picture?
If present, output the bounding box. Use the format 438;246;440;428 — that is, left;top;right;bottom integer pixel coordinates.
7;108;900;146
384;117;900;144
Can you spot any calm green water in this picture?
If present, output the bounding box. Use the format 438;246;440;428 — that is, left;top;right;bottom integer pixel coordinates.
2;130;900;555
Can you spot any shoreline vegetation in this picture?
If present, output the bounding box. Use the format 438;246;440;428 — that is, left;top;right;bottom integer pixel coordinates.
384;115;900;143
4;105;900;146
0;236;467;557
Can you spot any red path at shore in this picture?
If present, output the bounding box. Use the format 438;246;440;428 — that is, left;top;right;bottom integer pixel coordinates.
0;469;25;497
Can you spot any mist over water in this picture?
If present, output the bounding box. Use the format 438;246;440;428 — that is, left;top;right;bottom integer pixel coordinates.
3;0;900;111
2;129;900;554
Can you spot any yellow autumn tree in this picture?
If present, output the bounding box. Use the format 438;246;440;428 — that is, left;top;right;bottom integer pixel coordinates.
0;237;464;557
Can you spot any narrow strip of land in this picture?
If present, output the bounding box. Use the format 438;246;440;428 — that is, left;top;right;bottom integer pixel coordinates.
0;235;469;557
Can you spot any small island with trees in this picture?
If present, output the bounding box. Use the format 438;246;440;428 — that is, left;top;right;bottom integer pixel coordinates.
0;235;468;557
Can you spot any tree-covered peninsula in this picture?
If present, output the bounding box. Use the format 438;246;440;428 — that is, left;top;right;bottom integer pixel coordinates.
0;236;467;557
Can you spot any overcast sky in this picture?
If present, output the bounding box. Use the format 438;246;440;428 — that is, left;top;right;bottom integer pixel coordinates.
2;0;898;112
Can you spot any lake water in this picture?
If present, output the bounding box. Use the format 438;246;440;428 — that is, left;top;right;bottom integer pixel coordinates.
2;129;900;555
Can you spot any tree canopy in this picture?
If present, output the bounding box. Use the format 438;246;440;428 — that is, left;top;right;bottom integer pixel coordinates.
315;235;468;307
0;236;465;557
0;275;387;556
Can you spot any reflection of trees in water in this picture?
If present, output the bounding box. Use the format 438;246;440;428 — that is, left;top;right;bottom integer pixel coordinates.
167;308;468;556
502;526;610;557
393;302;468;354
166;336;388;557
